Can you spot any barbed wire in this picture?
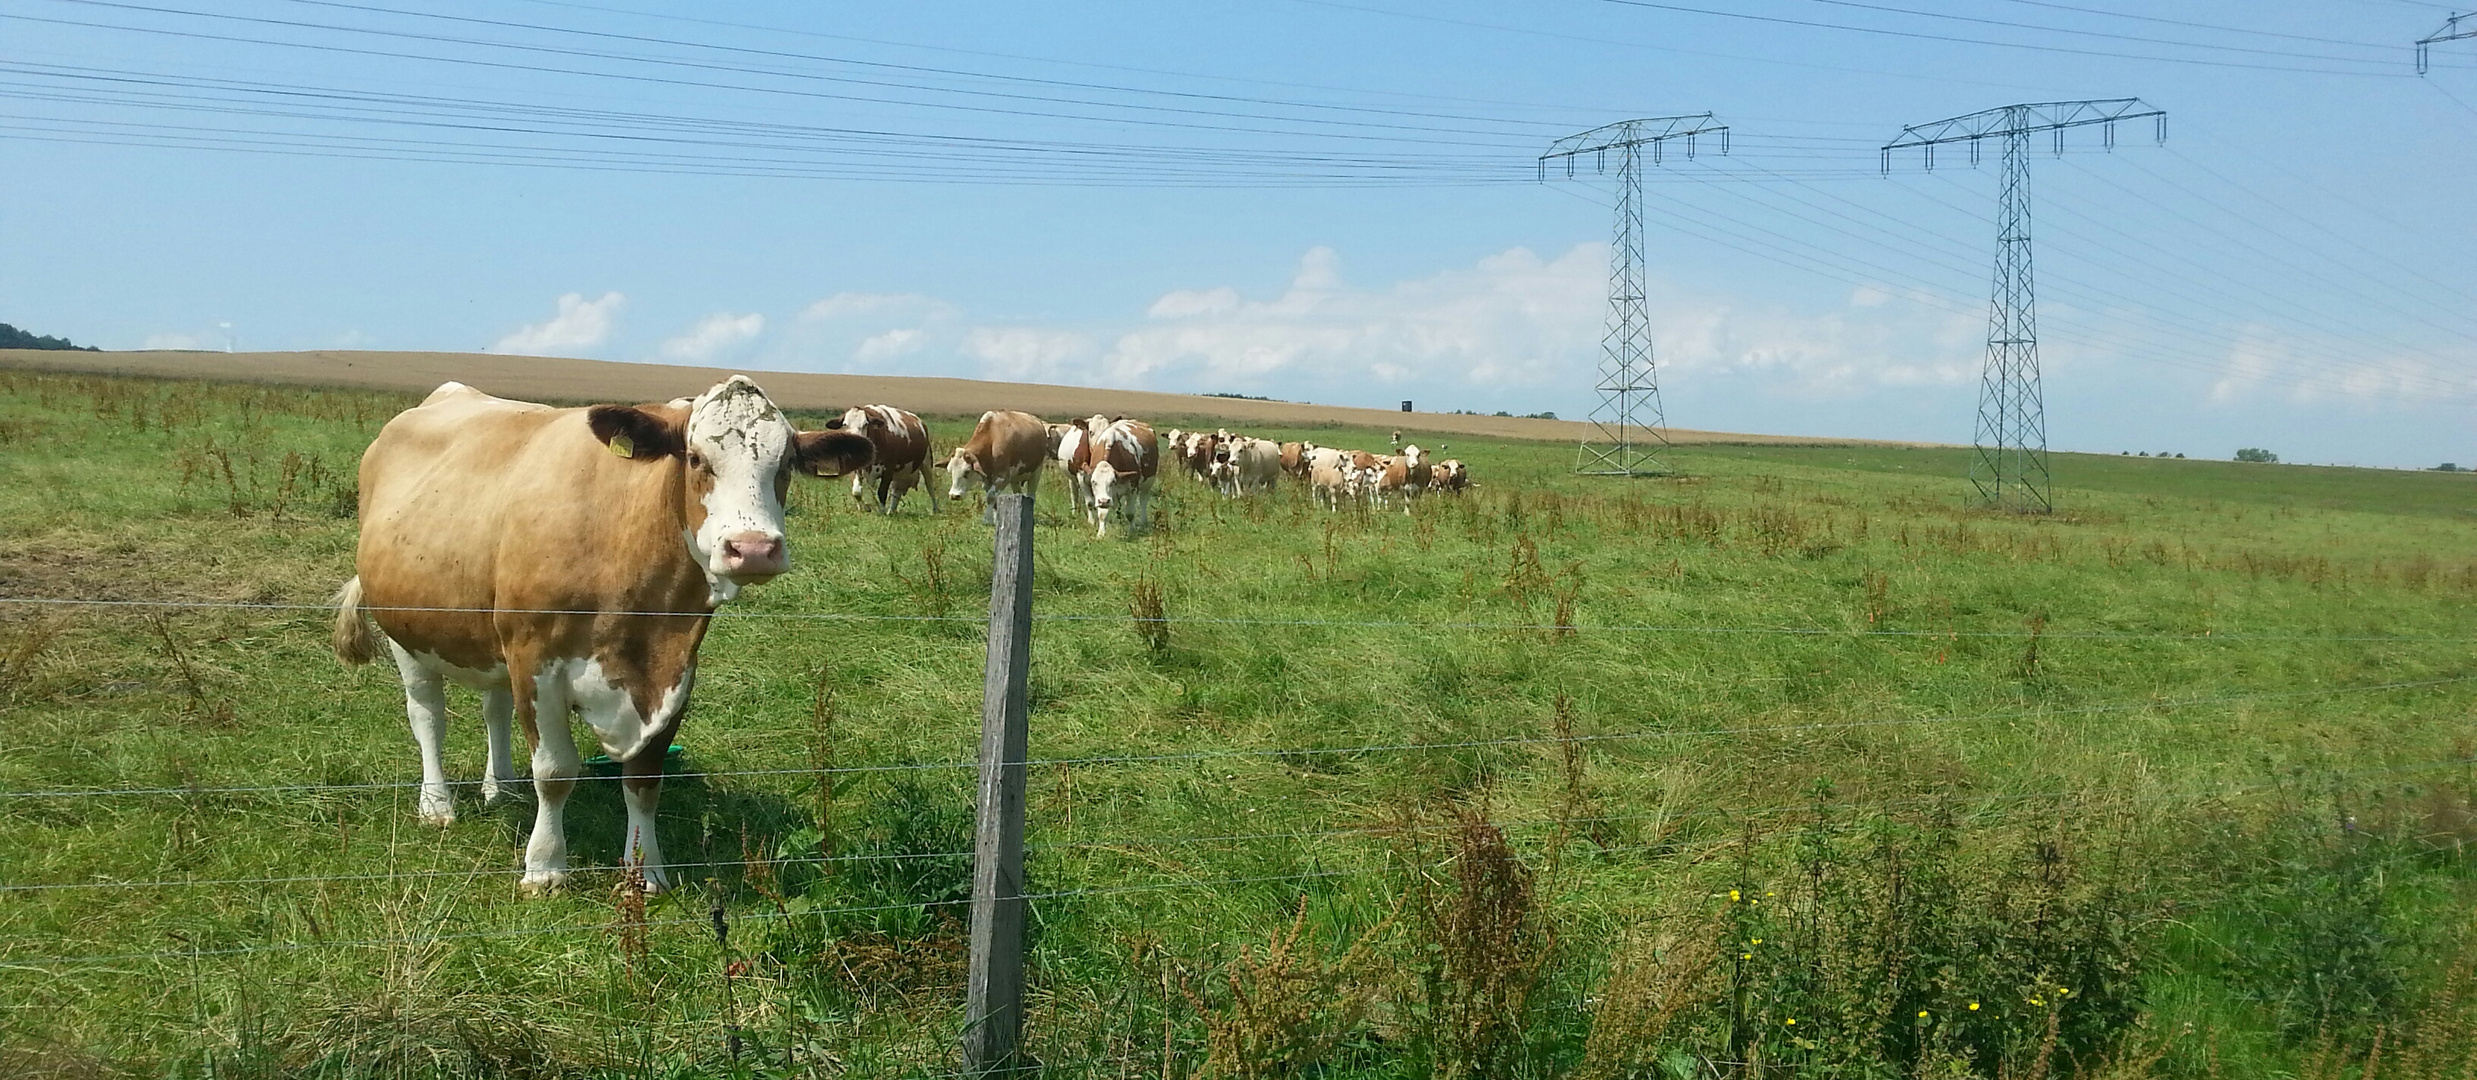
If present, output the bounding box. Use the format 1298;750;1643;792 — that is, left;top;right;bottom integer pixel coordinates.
6;673;2465;802
5;593;2470;643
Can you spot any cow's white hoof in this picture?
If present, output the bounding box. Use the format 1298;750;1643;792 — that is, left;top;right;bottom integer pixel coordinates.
417;795;456;827
518;869;569;897
480;778;512;806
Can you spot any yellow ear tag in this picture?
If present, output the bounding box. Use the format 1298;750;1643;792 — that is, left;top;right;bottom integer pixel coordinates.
609;434;634;458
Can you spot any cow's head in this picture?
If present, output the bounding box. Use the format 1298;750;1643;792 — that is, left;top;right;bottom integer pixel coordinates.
945;446;985;500
588;376;872;604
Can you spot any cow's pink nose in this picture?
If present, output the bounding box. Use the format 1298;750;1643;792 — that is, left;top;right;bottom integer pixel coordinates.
721;532;786;575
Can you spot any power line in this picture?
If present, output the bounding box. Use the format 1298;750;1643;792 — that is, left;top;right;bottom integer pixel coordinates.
1596;0;2453;75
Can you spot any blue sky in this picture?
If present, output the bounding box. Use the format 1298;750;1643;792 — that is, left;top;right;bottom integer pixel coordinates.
2;0;2472;467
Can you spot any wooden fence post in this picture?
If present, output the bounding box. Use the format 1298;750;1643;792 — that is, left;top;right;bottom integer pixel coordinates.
963;493;1034;1075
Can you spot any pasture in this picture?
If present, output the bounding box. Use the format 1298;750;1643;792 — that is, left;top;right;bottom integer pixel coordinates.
1;369;2473;1078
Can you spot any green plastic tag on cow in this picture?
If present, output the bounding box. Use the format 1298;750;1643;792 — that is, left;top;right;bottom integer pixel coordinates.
609;434;634;458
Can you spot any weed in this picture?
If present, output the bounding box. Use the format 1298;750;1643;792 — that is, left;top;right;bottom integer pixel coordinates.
1132;572;1170;653
1193;897;1396;1078
1410;804;1555;1079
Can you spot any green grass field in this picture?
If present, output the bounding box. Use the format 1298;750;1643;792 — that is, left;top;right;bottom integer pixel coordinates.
1;370;2473;1079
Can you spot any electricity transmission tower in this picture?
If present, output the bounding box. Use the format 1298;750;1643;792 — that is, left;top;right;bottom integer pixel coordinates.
1883;100;2164;513
1541;114;1727;477
2419;12;2476;73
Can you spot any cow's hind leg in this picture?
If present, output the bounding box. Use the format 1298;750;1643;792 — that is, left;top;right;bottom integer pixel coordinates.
480;688;517;805
386;642;457;827
516;669;581;895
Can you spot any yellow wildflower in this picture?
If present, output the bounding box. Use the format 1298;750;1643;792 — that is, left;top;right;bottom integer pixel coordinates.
1917;1010;1930;1018
1968;1002;1980;1011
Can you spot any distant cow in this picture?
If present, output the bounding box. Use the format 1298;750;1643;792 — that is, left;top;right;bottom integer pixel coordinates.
1375;444;1430;510
836;404;937;514
332;377;874;894
1214;436;1282;496
946;410;1050;523
1304;446;1355;511
1347;450;1388;502
1076;418;1159;537
1430;458;1470;494
1176;430;1220;484
1048;421;1093;517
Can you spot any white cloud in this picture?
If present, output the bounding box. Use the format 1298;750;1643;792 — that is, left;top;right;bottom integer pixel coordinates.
964;327;1092;381
855;328;927;365
490;292;623;355
658;311;765;364
796;292;956;324
761;292;962;373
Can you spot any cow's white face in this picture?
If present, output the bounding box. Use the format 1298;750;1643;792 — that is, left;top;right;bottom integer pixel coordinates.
587;378;871;605
1090;460;1125;509
946;448;984;500
681;378;801;598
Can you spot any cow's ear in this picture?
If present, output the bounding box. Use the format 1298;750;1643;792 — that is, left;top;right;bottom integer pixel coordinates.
793;429;875;478
587;404;686;461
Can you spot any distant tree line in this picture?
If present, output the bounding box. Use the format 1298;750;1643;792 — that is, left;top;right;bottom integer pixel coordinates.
0;323;97;351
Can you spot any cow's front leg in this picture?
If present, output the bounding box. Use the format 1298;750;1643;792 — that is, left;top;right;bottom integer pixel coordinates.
480;687;517;805
518;672;580;895
620;750;672;894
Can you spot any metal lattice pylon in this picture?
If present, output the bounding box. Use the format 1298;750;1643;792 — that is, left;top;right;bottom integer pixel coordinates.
1884;99;2165;514
1541;115;1728;477
1975;120;2049;512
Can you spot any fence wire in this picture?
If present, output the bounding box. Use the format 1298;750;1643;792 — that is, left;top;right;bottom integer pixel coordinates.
4;593;2468;643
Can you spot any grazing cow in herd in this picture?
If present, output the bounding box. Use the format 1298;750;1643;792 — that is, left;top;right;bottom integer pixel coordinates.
331;377;874;895
1177;430;1220;484
946;410;1050;523
1076;418;1160;536
1304;446;1355;511
1279;441;1307;481
1346;450;1388;502
1214;436;1282;496
1376;444;1430;510
836;404;937;515
1048;422;1093;518
1430;458;1470;494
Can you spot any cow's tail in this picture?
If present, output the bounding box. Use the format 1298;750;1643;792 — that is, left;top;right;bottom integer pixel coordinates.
330;576;380;666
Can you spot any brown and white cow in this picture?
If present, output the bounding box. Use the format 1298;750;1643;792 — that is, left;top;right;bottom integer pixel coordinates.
1047;421;1093;517
836;404;937;515
1176;430;1220;485
1375;444;1430;511
1279;441;1307;482
331;377;873;895
1075;418;1159;537
1430;458;1470;494
946;409;1050;523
